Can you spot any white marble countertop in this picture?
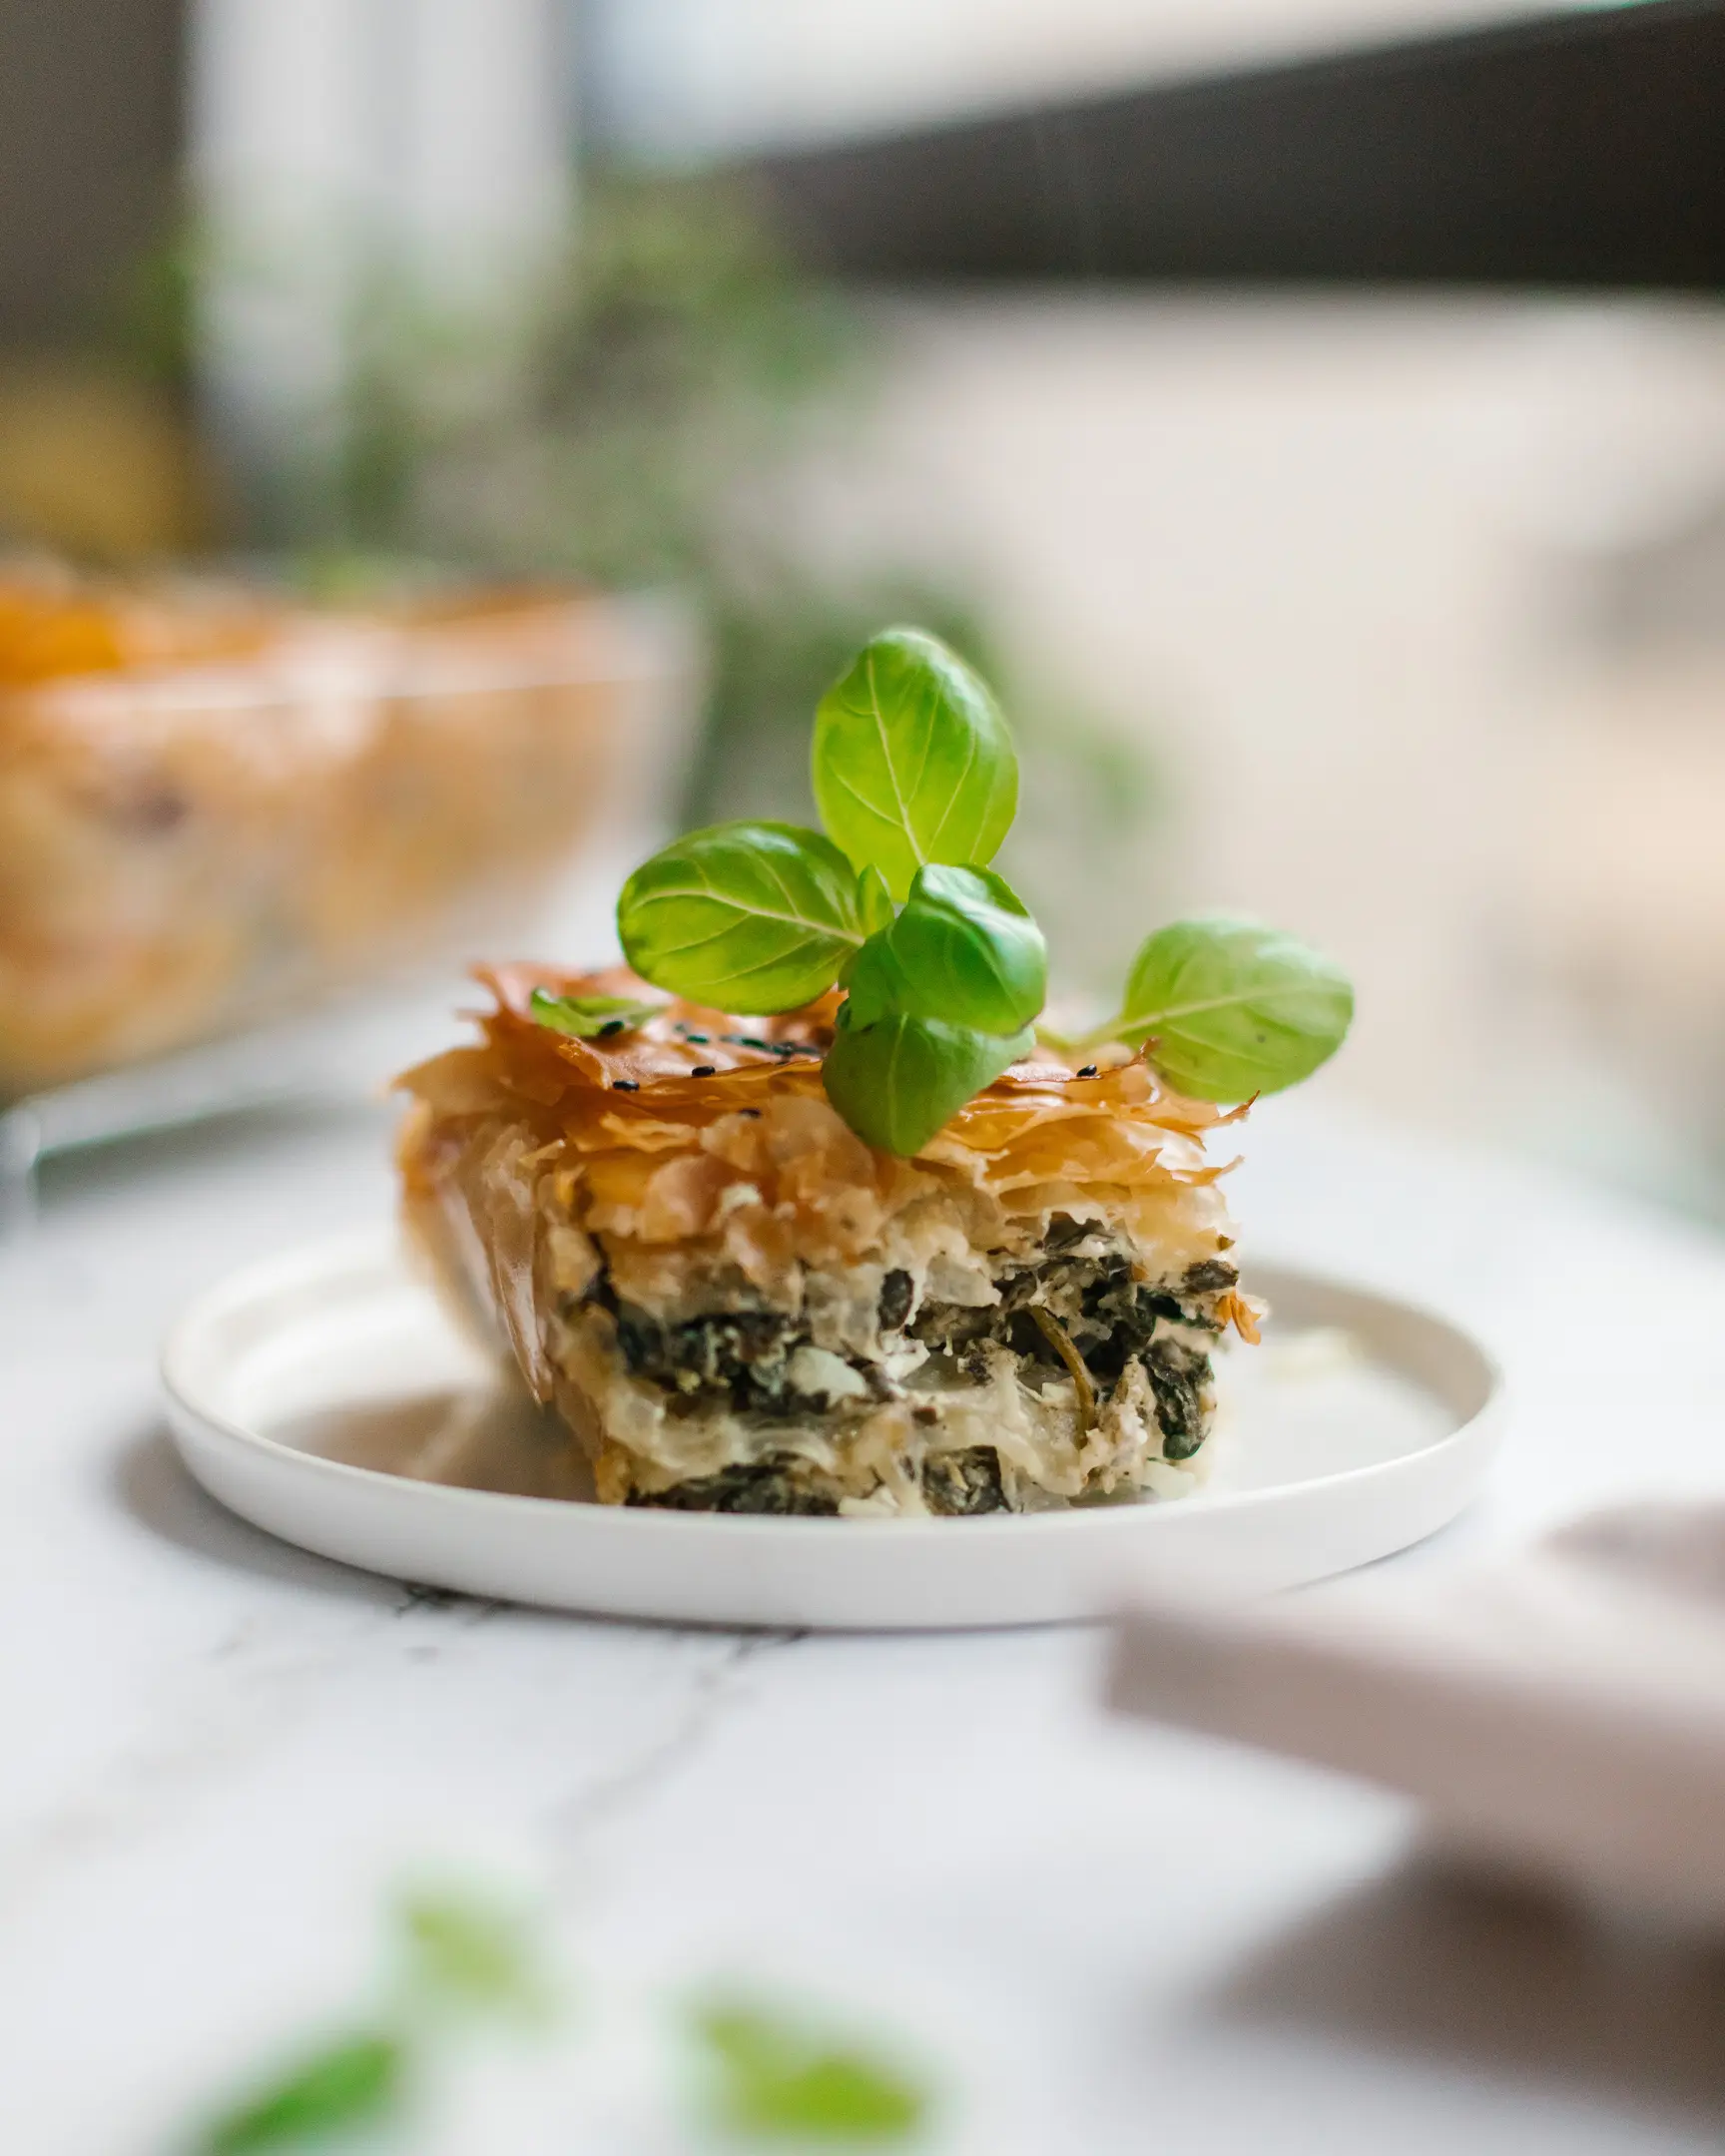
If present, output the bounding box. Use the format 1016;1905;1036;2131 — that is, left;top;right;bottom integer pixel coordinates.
6;1088;1725;2153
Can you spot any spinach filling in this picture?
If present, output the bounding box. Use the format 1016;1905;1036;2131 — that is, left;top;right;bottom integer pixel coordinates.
610;1303;815;1418
624;1445;1006;1517
921;1445;1007;1516
589;1216;1235;1503
909;1229;1229;1464
625;1458;839;1515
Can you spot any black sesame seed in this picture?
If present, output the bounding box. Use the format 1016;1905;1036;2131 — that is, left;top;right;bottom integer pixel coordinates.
691;1064;716;1078
598;1019;626;1037
1077;1065;1098;1078
740;1108;762;1120
740;1037;768;1051
612;1079;639;1092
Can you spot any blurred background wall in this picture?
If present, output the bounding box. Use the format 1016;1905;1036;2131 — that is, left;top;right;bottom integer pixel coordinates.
4;0;1725;1210
0;0;195;559
765;290;1725;1196
190;0;571;537
0;0;183;348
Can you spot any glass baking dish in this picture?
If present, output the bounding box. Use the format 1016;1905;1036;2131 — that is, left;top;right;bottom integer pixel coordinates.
0;580;696;1103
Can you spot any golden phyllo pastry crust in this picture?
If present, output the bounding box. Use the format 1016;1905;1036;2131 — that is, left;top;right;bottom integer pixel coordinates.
397;966;1258;1517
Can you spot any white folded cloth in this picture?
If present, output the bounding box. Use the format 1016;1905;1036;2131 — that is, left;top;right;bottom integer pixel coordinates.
1109;1502;1725;1919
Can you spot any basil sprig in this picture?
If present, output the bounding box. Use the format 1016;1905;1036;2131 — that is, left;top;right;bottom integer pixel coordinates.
599;628;1352;1154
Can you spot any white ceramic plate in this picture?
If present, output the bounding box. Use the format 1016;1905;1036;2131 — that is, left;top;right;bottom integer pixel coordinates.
161;1231;1503;1629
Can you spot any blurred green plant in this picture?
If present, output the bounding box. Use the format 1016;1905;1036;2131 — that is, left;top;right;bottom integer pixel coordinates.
191;1884;553;2153
107;221;204;394
393;1885;555;2027
219;172;854;585
186;1881;934;2152
473;173;853;589
691;1996;929;2143
202;2032;403;2155
115;169;1164;960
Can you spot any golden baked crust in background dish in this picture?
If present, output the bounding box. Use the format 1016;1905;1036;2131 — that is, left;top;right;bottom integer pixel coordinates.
397;966;1260;1519
0;568;651;1095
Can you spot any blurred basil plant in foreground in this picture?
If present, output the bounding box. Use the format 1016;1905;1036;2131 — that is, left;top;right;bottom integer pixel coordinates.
192;1881;931;2152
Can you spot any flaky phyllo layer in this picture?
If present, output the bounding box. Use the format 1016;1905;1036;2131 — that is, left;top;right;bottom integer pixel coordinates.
396;968;1261;1517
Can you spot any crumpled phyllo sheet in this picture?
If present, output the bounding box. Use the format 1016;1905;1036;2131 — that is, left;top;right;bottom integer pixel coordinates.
396;964;1258;1347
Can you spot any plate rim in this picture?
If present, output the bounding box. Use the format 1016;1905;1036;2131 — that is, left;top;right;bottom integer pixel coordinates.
160;1227;1505;1543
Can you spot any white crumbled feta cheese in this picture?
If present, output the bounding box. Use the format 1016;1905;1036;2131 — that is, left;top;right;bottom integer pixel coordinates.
786;1346;871;1403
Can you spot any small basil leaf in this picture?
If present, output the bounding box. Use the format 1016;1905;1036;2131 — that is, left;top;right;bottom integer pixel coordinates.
617;820;864;1013
824;1005;1031;1156
529;990;665;1038
694;2000;928;2143
845;864;1045;1036
203;2031;403;2154
1113;916;1354;1100
813;628;1017;902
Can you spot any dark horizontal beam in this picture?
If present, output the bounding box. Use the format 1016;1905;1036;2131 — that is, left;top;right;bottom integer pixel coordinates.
0;0;185;346
746;1;1725;287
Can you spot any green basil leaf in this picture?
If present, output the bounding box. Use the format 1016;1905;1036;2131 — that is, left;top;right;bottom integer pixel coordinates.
813;628;1017;902
203;2031;403;2153
856;862;895;938
617;820;864;1013
824;1004;1031;1156
529;990;665;1038
694;2000;928;2142
1113;916;1354;1100
845;864;1045;1036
